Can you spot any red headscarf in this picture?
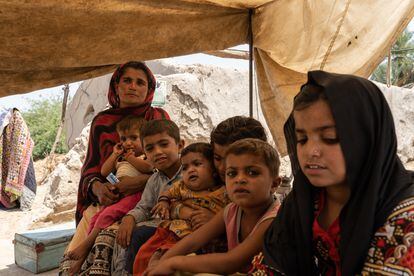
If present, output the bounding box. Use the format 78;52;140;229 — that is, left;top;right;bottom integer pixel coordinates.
75;61;170;224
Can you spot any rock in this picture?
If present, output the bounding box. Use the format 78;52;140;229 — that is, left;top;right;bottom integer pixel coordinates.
36;126;89;223
374;82;414;164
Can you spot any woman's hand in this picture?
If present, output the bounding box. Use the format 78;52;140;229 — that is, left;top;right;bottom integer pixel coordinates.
92;181;119;206
190;205;215;230
116;215;135;248
151;201;170;219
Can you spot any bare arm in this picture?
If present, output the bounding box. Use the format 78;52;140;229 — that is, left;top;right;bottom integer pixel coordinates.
101;143;123;177
125;152;154;173
148;218;273;275
160;209;226;261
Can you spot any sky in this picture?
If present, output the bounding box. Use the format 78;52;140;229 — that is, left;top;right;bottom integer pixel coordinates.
2;19;414;111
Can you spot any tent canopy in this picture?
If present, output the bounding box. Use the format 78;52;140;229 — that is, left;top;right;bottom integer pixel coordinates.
2;0;413;153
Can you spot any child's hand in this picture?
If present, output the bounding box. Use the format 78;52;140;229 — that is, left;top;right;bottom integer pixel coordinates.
190;204;215;230
144;258;176;276
113;143;124;156
116;215;135;248
151;201;170;219
124;149;136;162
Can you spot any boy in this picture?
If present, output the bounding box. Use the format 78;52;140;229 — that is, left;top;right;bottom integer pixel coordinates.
114;119;184;273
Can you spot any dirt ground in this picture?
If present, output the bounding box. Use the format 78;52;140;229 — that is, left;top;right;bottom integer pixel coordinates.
0;155;75;275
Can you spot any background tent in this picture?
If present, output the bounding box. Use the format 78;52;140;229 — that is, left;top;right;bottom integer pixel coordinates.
1;0;414;153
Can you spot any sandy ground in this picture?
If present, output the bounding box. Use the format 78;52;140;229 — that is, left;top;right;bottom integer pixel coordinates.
0;182;75;275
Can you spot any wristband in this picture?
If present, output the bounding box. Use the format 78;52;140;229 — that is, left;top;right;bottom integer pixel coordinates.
174;203;183;219
157;195;171;203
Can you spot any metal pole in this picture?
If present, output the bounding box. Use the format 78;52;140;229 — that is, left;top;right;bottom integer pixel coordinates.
249;9;253;117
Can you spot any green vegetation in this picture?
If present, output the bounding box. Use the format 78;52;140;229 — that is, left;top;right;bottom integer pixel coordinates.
22;96;68;160
371;29;414;87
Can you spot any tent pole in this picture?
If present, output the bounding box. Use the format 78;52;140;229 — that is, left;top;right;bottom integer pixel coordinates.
249;9;253;118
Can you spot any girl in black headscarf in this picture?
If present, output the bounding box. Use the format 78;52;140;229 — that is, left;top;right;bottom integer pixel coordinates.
256;71;414;275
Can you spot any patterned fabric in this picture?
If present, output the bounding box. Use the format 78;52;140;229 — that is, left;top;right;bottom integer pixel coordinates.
249;252;284;276
76;62;170;224
80;228;118;276
0;109;34;208
59;228;117;276
159;182;228;238
362;197;414;275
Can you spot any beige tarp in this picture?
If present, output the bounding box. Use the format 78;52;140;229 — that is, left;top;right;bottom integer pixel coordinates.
1;0;414;153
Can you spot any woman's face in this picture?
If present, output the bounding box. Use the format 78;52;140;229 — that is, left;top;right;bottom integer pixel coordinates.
293;99;346;189
116;67;148;108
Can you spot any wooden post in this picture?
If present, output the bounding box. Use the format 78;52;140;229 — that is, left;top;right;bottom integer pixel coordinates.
48;84;69;169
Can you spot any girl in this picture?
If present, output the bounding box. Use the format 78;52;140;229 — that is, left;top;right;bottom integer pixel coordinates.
133;142;227;274
260;71;414;275
145;138;281;275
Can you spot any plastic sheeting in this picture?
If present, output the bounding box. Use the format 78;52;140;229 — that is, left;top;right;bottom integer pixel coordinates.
1;0;414;153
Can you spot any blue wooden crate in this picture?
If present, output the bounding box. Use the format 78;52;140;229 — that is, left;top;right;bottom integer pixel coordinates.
14;227;75;274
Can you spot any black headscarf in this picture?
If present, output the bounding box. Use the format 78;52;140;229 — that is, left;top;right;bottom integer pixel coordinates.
263;71;414;275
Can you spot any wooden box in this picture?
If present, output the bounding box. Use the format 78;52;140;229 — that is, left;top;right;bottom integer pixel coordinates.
14;227;75;274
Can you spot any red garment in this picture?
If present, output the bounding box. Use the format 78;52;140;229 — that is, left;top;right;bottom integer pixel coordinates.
87;192;142;233
312;191;341;276
133;227;180;275
75;62;170;224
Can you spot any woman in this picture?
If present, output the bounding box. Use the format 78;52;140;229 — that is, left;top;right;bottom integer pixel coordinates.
60;61;169;275
256;71;414;275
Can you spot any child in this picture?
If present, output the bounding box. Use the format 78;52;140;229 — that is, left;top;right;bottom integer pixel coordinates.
260;71;414;275
115;119;184;261
145;138;281;275
180;116;269;230
67;115;152;273
133;142;227;274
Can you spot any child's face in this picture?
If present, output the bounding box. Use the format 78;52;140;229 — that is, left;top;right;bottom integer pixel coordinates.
143;131;184;176
181;152;216;192
225;153;280;208
293;99;346;188
213;143;230;182
119;129;143;155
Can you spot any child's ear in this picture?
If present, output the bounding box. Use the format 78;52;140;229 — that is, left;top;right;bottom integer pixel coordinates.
178;139;185;152
271;176;281;194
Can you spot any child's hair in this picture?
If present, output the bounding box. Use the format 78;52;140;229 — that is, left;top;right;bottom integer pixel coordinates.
210;116;267;146
293;84;327;111
140;119;180;144
116;115;146;133
225;138;280;178
181;142;214;168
